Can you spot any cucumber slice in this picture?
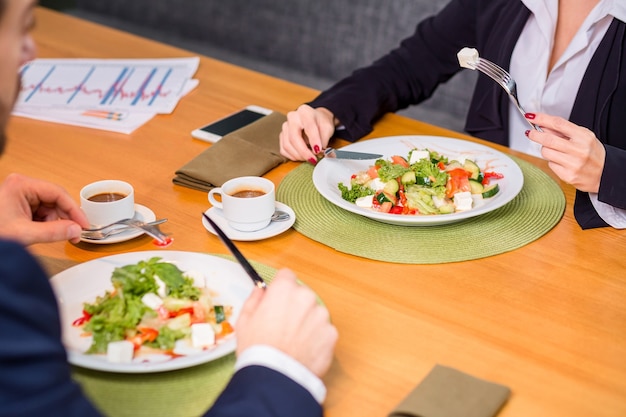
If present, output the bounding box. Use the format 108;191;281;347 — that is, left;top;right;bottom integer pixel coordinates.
383;180;399;195
463;159;481;180
401;171;417;185
482;183;500;198
468;179;484;194
376;191;397;205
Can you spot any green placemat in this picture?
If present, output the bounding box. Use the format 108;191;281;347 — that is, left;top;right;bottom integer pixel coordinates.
277;157;565;264
72;257;277;417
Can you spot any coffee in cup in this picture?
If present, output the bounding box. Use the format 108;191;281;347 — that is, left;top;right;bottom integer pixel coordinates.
208;176;275;232
80;180;135;227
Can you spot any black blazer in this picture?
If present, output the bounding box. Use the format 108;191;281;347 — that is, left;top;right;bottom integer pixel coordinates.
311;0;626;229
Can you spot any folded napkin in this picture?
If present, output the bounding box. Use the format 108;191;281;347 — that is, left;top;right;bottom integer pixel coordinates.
389;365;511;417
173;111;287;192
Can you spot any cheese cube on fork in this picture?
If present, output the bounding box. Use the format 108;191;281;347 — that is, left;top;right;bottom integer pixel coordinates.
457;47;479;69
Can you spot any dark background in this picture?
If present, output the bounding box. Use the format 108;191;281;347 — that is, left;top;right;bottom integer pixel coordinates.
40;0;75;10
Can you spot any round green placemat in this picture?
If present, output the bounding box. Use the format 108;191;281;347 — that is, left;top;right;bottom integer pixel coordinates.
72;257;277;417
277;157;565;264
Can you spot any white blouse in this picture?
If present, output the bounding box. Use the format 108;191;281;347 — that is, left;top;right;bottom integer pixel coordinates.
509;0;626;228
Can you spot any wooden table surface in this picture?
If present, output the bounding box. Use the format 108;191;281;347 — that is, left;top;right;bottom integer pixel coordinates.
4;7;625;416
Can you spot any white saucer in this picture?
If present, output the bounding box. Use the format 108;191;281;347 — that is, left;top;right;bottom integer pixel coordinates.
202;202;296;241
81;204;157;244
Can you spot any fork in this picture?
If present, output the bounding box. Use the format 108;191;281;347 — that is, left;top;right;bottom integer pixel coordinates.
81;219;167;240
470;57;542;131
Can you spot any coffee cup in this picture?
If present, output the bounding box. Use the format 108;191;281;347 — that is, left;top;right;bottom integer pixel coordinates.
208;176;275;232
80;180;135;227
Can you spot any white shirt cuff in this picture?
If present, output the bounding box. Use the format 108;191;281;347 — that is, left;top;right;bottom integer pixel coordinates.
235;345;327;404
589;193;626;229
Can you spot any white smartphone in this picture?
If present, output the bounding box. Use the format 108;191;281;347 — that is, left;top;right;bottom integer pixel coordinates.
191;105;273;143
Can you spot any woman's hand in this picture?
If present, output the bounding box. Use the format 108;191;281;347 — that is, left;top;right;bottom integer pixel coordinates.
0;173;90;246
279;105;336;163
525;112;606;193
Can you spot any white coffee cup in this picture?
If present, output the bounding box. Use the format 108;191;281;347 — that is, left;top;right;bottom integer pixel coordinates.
80;180;135;227
208;176;275;232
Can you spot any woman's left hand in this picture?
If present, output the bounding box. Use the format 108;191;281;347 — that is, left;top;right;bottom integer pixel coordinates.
525;112;605;193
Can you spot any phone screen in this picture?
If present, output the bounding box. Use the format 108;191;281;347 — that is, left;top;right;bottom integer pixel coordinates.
200;109;267;136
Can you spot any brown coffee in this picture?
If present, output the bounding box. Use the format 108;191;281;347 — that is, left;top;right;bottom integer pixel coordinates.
230;189;265;198
87;192;127;202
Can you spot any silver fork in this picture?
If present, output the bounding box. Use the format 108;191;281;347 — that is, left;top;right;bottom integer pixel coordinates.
471;57;542;131
81;219;168;240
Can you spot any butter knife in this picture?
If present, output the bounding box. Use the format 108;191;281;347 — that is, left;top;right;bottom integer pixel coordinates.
322;147;382;160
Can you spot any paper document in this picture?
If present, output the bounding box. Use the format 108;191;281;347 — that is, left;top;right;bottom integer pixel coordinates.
12;57;200;134
13;79;199;134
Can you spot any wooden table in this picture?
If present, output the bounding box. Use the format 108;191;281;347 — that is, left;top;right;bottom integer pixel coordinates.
5;7;625;416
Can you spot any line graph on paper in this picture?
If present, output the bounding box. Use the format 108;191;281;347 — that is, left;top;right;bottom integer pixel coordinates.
15;57;199;114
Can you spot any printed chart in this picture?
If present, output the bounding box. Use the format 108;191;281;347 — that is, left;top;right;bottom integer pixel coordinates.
16;57;199;114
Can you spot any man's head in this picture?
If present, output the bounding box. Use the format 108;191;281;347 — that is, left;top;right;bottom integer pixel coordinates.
0;0;37;154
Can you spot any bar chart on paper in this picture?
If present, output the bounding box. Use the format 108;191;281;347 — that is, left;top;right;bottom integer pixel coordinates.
16;57;199;114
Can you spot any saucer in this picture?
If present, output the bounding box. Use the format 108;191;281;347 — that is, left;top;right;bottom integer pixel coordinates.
81;204;157;244
202;202;296;241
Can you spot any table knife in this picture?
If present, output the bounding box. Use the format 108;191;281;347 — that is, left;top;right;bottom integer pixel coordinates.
322;147;382;160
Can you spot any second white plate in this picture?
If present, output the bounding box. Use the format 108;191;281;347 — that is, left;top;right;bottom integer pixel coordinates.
312;135;524;226
50;251;254;373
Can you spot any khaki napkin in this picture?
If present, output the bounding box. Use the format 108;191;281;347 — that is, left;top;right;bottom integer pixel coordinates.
389;365;511;417
173;111;287;192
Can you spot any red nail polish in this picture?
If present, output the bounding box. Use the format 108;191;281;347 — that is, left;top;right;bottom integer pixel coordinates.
524;130;530;137
313;145;320;154
525;113;536;120
308;158;317;165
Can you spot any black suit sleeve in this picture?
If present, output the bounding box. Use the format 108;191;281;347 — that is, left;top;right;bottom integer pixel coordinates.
0;240;102;417
205;365;323;417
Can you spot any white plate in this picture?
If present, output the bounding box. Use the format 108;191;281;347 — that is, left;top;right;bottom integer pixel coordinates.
49;251;254;373
312;135;524;226
202;202;296;241
80;204;156;244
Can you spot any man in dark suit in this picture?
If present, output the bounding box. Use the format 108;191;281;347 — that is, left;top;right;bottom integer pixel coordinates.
278;0;626;230
0;1;338;416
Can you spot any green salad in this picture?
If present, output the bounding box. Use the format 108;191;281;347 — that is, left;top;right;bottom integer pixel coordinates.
338;148;503;215
73;257;234;360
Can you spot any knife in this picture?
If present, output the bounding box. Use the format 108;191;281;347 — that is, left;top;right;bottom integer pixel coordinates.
322;147;382;160
202;212;267;290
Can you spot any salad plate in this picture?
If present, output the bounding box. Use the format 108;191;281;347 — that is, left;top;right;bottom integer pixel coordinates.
80;204;156;244
50;251;254;373
312;135;524;226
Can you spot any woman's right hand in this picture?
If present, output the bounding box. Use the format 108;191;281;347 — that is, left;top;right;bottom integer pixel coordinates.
279;104;336;163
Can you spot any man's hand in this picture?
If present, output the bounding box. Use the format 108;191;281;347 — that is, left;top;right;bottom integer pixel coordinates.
235;268;338;378
0;173;90;245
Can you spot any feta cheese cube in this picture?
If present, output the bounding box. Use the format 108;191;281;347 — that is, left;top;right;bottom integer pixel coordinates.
173;339;202;356
368;178;386;191
141;292;163;310
355;195;374;208
453;191;474;211
409;150;430;164
107;340;134;363
457;47;479;69
191;323;215;348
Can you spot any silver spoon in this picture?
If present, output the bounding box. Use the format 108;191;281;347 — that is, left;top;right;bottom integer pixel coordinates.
271;210;290;222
